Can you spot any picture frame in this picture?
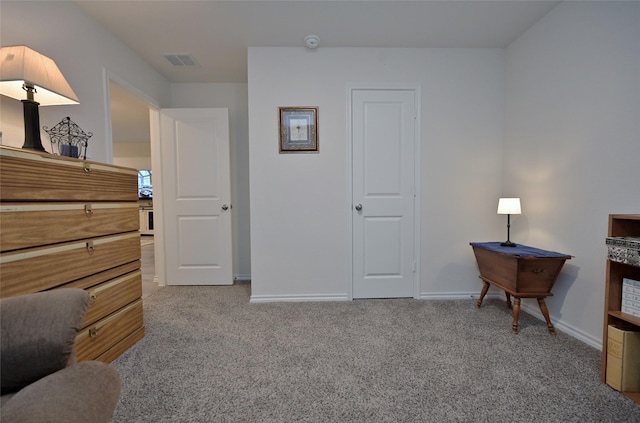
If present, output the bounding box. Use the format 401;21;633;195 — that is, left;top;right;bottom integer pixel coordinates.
278;107;319;153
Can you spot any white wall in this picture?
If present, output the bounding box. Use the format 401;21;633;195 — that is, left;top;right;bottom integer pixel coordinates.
113;143;152;170
248;48;505;300
0;1;170;163
504;1;640;345
170;83;251;279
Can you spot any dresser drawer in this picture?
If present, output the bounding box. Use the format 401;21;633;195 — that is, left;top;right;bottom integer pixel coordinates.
83;270;142;327
1;203;140;252
58;261;140;291
0;147;137;202
0;232;141;297
75;299;144;361
97;327;145;363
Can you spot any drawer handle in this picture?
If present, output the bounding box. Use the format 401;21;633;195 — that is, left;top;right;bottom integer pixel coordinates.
86;241;94;255
89;292;97;304
533;268;544;274
84;204;93;217
83;163;92;174
89;327;99;339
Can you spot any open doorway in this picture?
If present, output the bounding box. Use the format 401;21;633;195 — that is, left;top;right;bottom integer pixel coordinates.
109;79;160;298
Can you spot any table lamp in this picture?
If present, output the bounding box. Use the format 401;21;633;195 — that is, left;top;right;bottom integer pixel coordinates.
497;197;521;247
0;45;79;151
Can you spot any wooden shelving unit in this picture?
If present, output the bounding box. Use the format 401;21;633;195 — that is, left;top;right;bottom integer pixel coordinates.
601;214;640;404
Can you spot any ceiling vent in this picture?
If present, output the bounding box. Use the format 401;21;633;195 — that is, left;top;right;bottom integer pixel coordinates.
163;54;199;67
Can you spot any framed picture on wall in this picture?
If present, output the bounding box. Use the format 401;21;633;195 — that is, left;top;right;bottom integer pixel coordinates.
278;107;319;153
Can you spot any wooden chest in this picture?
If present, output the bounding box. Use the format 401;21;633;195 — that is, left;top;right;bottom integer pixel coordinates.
470;242;572;335
0;146;144;362
471;245;570;296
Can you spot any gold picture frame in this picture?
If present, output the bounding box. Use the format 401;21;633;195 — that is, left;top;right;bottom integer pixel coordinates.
279;107;318;153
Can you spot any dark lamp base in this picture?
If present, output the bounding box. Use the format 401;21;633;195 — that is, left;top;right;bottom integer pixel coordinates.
21;99;46;152
501;241;517;247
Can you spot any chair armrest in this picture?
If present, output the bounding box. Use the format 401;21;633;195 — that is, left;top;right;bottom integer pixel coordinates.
1;289;89;394
0;361;121;423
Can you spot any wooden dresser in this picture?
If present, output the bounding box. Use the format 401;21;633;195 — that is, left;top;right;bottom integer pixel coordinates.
0;146;144;362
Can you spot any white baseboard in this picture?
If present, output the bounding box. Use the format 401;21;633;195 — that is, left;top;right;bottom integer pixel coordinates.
250;293;349;303
419;292;504;301
233;274;251;282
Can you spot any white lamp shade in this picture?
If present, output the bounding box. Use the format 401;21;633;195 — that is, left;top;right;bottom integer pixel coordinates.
0;45;79;105
497;198;521;215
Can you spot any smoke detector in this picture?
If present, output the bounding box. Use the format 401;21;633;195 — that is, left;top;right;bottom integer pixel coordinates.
304;35;320;49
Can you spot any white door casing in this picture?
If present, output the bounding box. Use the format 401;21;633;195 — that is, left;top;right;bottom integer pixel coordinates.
159;108;233;285
351;88;418;299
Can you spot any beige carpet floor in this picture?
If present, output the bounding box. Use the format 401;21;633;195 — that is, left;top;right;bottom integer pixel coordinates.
111;284;640;422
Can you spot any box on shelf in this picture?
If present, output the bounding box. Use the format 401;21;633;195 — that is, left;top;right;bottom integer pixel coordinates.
622;302;640;318
607;237;640;266
622;279;640;317
606;324;640;392
623;278;640;295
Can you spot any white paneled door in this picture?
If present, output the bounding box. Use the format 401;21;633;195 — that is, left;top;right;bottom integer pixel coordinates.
352;89;417;298
160;108;233;285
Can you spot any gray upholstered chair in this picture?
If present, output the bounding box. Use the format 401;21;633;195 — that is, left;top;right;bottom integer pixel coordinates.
0;288;121;423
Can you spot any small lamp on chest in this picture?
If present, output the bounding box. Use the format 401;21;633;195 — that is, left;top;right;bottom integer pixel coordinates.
497;198;521;247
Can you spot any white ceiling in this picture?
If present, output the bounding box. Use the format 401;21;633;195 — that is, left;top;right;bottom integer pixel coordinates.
75;0;560;84
75;0;560;144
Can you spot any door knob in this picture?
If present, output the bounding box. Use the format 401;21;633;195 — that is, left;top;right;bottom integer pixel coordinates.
222;204;230;211
355;203;363;211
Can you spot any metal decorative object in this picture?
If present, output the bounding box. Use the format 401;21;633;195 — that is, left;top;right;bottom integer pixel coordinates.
44;116;92;159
